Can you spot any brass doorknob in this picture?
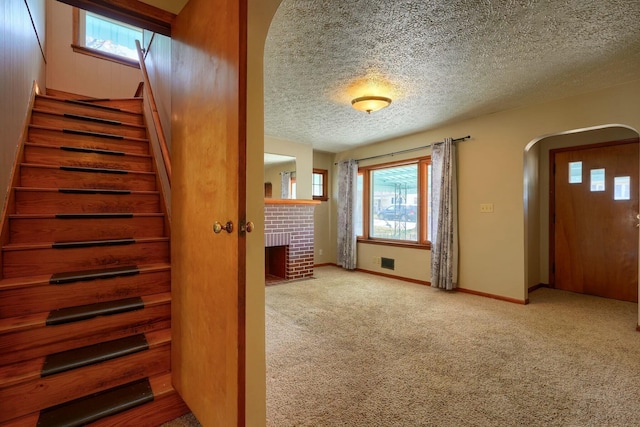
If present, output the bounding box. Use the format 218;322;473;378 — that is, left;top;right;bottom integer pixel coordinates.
213;221;233;234
240;221;255;233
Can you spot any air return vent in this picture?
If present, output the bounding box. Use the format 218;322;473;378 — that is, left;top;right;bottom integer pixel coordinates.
381;257;395;270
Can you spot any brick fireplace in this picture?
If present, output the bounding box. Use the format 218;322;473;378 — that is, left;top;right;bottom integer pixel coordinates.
264;199;320;283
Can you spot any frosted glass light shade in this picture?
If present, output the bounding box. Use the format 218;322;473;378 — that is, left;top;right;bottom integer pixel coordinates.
351;96;392;113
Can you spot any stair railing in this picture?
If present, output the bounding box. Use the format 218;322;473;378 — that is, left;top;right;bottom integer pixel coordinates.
135;40;171;184
135;39;171;221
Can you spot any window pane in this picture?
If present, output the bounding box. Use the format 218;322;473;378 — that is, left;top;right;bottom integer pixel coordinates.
355;173;363;236
370;164;418;242
312;172;323;197
614;176;631;200
590;169;605;192
85;12;142;60
569;161;582;184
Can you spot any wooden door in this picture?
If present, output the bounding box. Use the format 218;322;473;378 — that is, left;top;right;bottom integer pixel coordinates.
551;139;639;302
171;0;247;425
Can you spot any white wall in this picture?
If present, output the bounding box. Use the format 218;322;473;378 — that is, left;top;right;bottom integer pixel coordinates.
45;0;141;98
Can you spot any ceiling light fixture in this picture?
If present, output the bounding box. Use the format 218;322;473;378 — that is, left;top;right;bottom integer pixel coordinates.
351;95;392;114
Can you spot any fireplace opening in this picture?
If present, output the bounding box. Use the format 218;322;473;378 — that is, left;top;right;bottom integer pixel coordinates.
265;245;287;284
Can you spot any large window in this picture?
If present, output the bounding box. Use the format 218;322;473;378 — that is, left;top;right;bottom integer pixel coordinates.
73;9;142;67
357;157;431;247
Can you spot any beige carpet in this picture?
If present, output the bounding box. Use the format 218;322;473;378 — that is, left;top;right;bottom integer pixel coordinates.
165;266;640;426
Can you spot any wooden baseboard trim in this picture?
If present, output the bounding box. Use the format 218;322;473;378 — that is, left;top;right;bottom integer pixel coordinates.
355;268;430;286
528;283;549;292
456;287;528;305
314;263;337;268
636;324;640;332
320;265;528;304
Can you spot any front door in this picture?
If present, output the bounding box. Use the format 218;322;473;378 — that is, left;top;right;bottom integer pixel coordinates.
171;0;247;425
551;139;639;302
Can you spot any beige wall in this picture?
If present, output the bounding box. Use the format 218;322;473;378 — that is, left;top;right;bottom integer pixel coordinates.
45;0;141;98
335;80;640;302
0;0;46;224
313;151;335;264
264;160;296;198
247;0;284;424
264;136;313;200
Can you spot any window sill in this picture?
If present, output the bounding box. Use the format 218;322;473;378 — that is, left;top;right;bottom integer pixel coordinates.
71;44;140;69
313;196;329;201
357;238;431;250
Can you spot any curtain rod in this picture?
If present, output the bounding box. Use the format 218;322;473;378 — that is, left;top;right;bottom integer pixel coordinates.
335;135;471;165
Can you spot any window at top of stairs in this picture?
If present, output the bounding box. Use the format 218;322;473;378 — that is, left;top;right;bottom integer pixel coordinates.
72;8;142;69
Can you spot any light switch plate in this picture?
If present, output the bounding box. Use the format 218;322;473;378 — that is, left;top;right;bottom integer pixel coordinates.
480;203;494;213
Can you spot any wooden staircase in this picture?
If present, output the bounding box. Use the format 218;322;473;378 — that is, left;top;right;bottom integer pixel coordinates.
0;91;188;426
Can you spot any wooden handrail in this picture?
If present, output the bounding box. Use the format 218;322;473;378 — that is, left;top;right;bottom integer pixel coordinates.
135;39;171;185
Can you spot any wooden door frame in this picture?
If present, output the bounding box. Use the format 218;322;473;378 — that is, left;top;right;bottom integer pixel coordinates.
548;137;640;288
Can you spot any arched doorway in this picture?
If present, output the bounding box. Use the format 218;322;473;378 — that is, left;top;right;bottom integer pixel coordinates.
523;125;640;305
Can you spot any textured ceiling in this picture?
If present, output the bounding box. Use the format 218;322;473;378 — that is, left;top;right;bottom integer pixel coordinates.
264;0;640;153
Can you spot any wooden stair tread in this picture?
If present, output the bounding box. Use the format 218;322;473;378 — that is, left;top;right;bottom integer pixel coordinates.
3;237;168;251
9;213;164;219
44;89;145;106
2;239;169;279
28;124;148;142
49;265;140;285
34;96;144;127
14;187;158;195
0;330;170;389
46;297;145;326
36;378;154;427
21;162;155;175
42;334;149;377
64;98;135;114
36;94;141;115
42;330;171;377
19;165;157;190
32;108;146;129
2;374;185;427
14;188;161;214
29;114;147;139
0;263;170;290
25;142;152;158
0;293;171;335
0;337;171;424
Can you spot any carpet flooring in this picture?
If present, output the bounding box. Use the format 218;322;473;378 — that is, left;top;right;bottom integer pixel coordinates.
164;266;640;426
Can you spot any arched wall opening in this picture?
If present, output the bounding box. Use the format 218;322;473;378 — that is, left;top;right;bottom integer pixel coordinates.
523;124;640;304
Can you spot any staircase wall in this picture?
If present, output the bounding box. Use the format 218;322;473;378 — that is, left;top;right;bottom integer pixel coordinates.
45;0;141;99
0;0;46;219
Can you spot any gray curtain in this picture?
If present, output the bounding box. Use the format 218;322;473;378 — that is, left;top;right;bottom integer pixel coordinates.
430;137;458;289
281;171;291;199
337;159;358;270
